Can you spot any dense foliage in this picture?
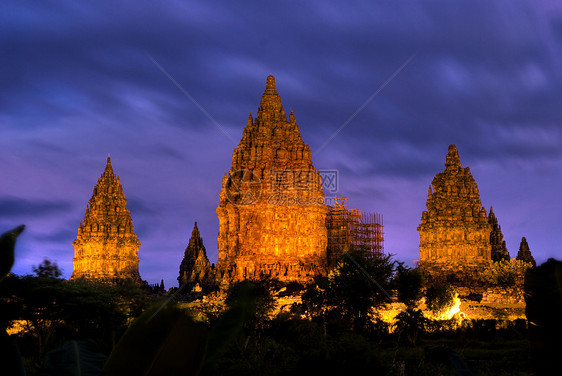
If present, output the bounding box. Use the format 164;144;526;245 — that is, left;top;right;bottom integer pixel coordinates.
395;263;424;307
425;284;459;319
31;258;62;278
482;259;533;285
296;250;395;331
0;274;150;360
0;226;548;375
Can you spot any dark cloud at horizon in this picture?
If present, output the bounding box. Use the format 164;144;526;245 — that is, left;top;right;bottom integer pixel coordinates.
1;0;561;288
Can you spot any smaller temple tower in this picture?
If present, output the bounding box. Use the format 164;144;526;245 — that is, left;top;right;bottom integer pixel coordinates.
418;145;492;271
178;222;212;287
488;207;510;262
72;157;141;281
516;237;536;267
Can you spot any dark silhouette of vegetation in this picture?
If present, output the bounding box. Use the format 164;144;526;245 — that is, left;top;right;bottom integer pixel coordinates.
0;275;150;361
0;225;540;375
525;258;562;376
0;225;26;376
0;225;24;282
45;339;106;375
32;258;63;278
395;263;424;307
297;250;394;332
394;308;429;346
105;304;207;376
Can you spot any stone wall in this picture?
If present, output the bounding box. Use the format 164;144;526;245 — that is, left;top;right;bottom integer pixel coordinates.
215;76;327;285
418;145;492;268
72;157;141;282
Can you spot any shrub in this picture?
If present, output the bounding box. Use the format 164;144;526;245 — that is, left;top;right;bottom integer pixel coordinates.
482;259;532;285
395;263;424;307
425;284;460;320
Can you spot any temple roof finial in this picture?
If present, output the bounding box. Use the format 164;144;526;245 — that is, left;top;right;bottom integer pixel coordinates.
265;75;276;92
257;75;283;122
445;144;461;170
104;155;114;175
192;221;200;237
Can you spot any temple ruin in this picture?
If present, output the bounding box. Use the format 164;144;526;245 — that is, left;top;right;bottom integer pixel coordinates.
418;145;492;271
516;237;536;267
178;222;213;287
71;157;141;281
215;75;328;285
488;206;510;262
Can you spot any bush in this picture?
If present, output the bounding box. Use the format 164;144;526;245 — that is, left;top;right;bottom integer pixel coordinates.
395;263;424;307
425;284;459;320
482;259;532;285
299;250;395;331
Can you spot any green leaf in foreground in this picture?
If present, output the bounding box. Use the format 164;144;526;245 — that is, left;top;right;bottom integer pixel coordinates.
0;225;25;282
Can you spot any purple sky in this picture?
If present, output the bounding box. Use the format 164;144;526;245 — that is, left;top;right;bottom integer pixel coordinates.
2;1;561;288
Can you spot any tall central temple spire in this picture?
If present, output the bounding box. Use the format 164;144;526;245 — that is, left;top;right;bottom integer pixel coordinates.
215;75;327;284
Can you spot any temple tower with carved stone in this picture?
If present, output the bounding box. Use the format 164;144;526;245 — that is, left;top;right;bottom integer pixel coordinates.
178;222;212;287
71;157;141;281
488;207;510;262
418;145;492;270
516;237;536;267
215;75;327;284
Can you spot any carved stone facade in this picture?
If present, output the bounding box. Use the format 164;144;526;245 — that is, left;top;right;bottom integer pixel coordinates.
72;157;141;281
215;76;327;285
418;145;492;270
488;207;510;262
178;222;212;287
516;237;536;267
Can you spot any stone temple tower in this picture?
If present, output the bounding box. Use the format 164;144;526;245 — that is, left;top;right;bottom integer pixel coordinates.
418;145;492;270
215;75;327;284
178;222;212;287
71;157;141;281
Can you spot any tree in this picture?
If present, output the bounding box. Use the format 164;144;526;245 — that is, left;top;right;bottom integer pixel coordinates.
395;263;424;307
525;258;562;375
224;277;279;330
32;259;62;278
482;259;533;286
0;276;150;358
299;250;395;331
425;284;460;320
394;308;429;346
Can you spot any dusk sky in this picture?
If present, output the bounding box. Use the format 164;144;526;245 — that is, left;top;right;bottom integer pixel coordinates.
2;1;561;288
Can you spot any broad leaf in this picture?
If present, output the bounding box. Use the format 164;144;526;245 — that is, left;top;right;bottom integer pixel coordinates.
45;340;106;376
0;225;25;282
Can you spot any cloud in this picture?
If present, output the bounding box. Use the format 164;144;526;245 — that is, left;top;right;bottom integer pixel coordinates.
1;0;561;286
0;197;73;220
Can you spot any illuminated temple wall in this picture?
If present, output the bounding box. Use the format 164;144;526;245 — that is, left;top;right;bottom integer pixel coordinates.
215;76;327;284
418;145;492;268
71;157;141;282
